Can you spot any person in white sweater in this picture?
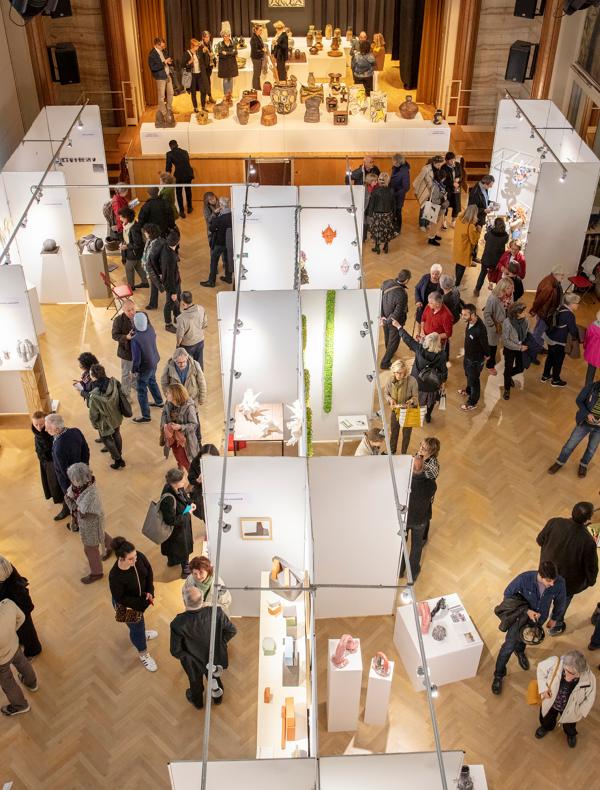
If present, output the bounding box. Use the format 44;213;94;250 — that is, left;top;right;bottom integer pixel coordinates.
0;598;38;716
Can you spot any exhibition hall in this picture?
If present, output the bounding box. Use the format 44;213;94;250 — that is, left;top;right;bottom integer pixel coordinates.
1;1;600;789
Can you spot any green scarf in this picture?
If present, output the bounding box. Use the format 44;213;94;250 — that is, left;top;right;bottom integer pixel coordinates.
195;573;214;601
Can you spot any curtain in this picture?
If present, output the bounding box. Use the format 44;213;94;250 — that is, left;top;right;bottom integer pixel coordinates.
136;0;167;108
392;0;425;89
416;0;444;105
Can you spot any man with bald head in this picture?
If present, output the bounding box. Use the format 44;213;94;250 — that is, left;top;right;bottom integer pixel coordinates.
170;583;237;709
347;155;380;186
350;30;368;56
111;299;137;398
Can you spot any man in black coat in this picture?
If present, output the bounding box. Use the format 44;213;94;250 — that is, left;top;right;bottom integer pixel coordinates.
202;198;233;287
536;501;598;635
380;269;411;370
162;230;182;333
346;155;380;186
165;140;194;218
460;303;490;410
111;299;136;398
118;207;149;291
138;188;176;237
44;414;90;506
170;586;237;709
468;174;495;227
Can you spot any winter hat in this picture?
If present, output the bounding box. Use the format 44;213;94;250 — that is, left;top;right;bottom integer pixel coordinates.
0;555;13;582
133;312;148;331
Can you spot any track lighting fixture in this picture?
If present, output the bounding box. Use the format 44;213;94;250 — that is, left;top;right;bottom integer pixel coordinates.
233;370;242;379
222;523;232;533
366;373;374;382
360;329;368;338
76;118;83;130
400;589;412;604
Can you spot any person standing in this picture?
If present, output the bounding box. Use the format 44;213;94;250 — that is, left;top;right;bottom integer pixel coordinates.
65;463;113;584
73;352;99;404
530;266;564;347
141;223;169;311
183;38;210;115
187;443;220;522
501;302;528;401
272;21;289;81
31;411;66;520
166;140;194;218
413;155;444;231
458;303;489;411
138;188;176;237
369;172;396;254
201;31;216;103
161;348;207;409
44;414;90;502
108;537;158;673
474;217;508;297
202;197;233;287
250;23;265;91
395;327;448;423
414;263;443;334
160;468;195;578
118;208;149;291
379;269;411;370
541;294;580;387
390;154;410;233
175;291;208;368
170;585;237;709
202;192;219;243
420;292;454;349
583;310;600;386
111;299;137;399
548;379;600;477
131;312;164;424
453;205;481;287
385;360;418;454
183;556;232;613
400;438;440;579
536;502;598;635
148;37;174;118
491;561;566;695
216;31;238;96
0;556;41;658
491;240;526;284
87;363;127;470
351;40;376;96
160;384;201;472
159;172;178;219
468;174;495;227
535;651;596;748
111;184;129;239
440;151;462;227
424;167;448;247
163;230;182;334
0;598;38;717
483;278;514;375
347;155;380;186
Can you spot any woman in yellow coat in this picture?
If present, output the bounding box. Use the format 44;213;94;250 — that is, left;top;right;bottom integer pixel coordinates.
452;204;481;287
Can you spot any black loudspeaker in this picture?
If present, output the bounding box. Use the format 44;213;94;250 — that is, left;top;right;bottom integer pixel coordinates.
10;0;58;20
514;0;537;17
47;43;80;84
45;0;72;17
505;41;532;83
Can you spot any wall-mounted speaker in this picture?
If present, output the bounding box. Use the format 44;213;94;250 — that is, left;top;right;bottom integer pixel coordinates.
47;43;80;85
45;0;72;17
9;0;58;21
514;0;537;17
505;40;536;83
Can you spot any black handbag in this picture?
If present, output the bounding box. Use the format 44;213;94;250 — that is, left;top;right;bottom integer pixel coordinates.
591;602;600;626
117;381;133;418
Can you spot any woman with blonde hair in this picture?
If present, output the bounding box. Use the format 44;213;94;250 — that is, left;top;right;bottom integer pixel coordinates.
369;172;396;254
483;277;514;375
183;37;211;113
160;383;200;471
385;359;418;454
392;325;448;423
216;29;238;96
452;204;480;287
272;21;289;81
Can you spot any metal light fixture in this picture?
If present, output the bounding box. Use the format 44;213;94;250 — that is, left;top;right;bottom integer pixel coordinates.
236;319;243;328
233;370;242;379
76;118;84;130
66;138;73;148
360;329;368;338
222;523;232;533
223;503;232;513
400;589;412;604
366;373;374;382
559;171;567;183
430;684;439;698
243;235;250;243
353;263;361;271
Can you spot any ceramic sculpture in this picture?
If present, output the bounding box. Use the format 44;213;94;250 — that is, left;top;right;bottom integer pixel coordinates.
239;388;263;421
328;38;343;57
306;31;314;47
285;400;304;445
369;91;387;123
333;109;348;125
371;33;386;71
330;634;358;668
262;81;272;96
328;72;342;88
418;601;432;634
300;82;324;103
261;105;277;126
432;624;447;641
457;766;474;790
325;23;333;38
430;596;446;620
236;100;250;125
433;108;444;125
271;80;298;114
326;96;338;112
213;101;229;120
194;109;210;125
322;224;337;244
304;94;322;122
16;339;36;364
348;84;368;115
372;652;390;676
42;238;58;253
398;95;418;119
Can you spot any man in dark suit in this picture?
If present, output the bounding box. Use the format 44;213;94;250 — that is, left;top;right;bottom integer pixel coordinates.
468;174;495;227
345;155;380;185
138;188;176;237
148;37;173;117
44;414;90;525
165;140;194;218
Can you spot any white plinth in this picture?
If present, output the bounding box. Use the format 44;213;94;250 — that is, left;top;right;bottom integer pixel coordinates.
364;659;394;726
393;593;483;691
140;123;189;155
26;283;45;335
40;250;69;304
467;764;488;789
327;638;362;732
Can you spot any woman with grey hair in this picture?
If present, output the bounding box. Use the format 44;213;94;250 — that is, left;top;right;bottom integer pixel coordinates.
159;467;195;578
393;326;448;423
535;650;596;747
65;463;113;584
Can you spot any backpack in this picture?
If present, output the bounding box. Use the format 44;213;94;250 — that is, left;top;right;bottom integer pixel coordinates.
141;492;176;544
116;380;132;418
417;363;442;392
545;301;565;331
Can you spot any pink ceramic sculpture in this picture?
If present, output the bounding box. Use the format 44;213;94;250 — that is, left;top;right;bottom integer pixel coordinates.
330;634;358;668
418;601;431;634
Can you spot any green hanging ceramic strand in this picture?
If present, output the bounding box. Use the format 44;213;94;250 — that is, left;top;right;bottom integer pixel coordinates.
302;314;313;456
323;290;336;413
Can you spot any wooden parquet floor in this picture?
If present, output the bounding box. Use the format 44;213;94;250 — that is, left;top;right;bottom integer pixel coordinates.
1;198;599;790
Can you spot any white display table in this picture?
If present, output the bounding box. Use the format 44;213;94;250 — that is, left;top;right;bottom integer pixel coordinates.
364;658;394;726
233;402;285;455
327;638;362;731
337;414;368;455
140;123;189;156
256;571;308;758
467;765;488;789
393;593;483;691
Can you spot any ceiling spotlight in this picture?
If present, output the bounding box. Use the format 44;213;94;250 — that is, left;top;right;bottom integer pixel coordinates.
243;236;250;243
559;171;567;183
4;250;11;265
430;684;439;698
360;329;368;338
400;589;412;604
222;503;232;513
353;263;360;271
374;409;382;419
76;118;83;130
35;190;43;204
366;373;374;382
233;370;242;379
346;206;356;214
241;266;248;275
236;319;243;328
244;208;253;216
529;128;535;139
417;666;425;678
515;110;522;120
351;239;358;246
66;138;73;148
241;273;247;280
222;523;232;533
363;321;369;329
54;158;63;167
20;219;27;229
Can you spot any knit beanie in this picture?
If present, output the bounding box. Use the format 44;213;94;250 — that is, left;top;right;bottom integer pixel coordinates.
0;555;13;582
133;312;148;332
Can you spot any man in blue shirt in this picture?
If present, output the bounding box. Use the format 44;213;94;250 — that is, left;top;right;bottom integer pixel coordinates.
492;561;566;695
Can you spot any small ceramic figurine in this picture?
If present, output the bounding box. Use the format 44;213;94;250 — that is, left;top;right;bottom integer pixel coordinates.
372;652;390;676
325;23;333;39
432;624;447;641
304;95;322;123
330;634;358;668
433;108;444;125
418;601;431;634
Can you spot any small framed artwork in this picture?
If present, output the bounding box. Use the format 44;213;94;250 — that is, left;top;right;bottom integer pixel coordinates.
241;517;272;540
268;0;305;6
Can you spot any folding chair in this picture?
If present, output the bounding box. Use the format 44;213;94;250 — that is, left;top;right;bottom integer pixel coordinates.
565;255;599;304
100;271;134;318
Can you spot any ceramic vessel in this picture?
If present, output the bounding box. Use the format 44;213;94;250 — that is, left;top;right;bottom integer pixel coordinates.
262;81;272;96
348;84;367;115
236;100;250;125
261;105;277;126
333;27;341;39
457;767;474;790
398;95;418;119
326;96;338;112
307;32;314;47
369;91;387;123
300;83;324;103
433;108;444;125
346;28;353;41
309;46;319;55
242;89;258;102
328;39;343;57
304;94;321;123
213;101;229;120
271;80;298;114
325;24;333;38
195;109;210;125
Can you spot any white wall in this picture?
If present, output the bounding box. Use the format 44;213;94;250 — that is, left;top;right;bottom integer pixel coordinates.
169;759;316;790
309;456;412;618
201;457;309;616
217;290;299;412
548;11;587;113
0;8;25;169
319;752;465;789
302;289;380;442
0;265;38;371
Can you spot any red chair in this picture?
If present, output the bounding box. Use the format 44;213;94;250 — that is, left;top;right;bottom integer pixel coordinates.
565;274;594;302
100;272;134;317
564;255;599;303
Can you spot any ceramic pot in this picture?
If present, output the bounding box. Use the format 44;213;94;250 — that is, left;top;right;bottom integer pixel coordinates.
325;24;333;38
346;28;353;41
304;95;321;123
262;81;272;96
213;101;229;120
236;56;246;68
398;95;418;119
307;32;314;47
242;89;258;103
261;105;277;126
307;71;316;87
271;80;298;114
195;109;210;125
309;46;319;55
328;72;342;87
334;27;341;39
433;108;444;125
348;84;367;116
326;96;338;112
236;100;250;125
457;767;474;790
248;99;261;114
294;49;302;60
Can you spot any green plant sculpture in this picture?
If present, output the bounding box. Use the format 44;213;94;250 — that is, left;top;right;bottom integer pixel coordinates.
323;290;336;413
302;316;313;456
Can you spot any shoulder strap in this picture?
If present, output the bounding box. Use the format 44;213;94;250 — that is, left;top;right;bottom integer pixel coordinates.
134;564;142;597
545;658;561;692
383;284;403;296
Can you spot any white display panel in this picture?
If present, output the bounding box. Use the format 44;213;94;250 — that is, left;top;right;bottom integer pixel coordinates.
319;752;465;789
2;170;85;303
298;186;363;290
169;759;316;790
217;290;299;411
0;265;38;370
310;456;412;617
302;289;380;442
231;185;297;291
201;456;308;616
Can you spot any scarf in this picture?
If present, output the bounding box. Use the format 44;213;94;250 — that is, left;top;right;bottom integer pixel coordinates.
194;573;214;601
141;237;159;277
69;478;95;530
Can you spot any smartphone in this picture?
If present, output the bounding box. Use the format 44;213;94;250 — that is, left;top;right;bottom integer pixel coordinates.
183;504;192;515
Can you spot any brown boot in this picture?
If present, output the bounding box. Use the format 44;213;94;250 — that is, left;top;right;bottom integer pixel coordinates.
80;574;103;585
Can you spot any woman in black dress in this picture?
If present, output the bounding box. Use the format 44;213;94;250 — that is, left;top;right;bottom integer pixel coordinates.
272;21;289;81
0;555;42;657
201;31;216;103
160;467;194;578
216;31;238;96
31;410;68;520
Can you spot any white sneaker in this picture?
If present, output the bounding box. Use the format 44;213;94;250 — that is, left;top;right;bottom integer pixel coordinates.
145;630;158;640
139;653;158;672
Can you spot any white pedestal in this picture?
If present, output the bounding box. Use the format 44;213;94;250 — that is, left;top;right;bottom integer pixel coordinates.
327;638;362;732
364;659;394;726
393;593;483;691
337;414;368;455
40;249;69;304
466;765;488;789
26;283;45;335
139;123;189;155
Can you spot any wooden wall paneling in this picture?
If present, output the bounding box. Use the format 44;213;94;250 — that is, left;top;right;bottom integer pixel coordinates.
530;0;563;99
100;0;131;126
416;0;445;106
127;156;244;201
20;356;52;414
135;0;167;109
26;17;56;108
451;0;482;124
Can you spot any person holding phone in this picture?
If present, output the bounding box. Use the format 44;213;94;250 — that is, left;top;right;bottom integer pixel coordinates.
159;468;195;578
